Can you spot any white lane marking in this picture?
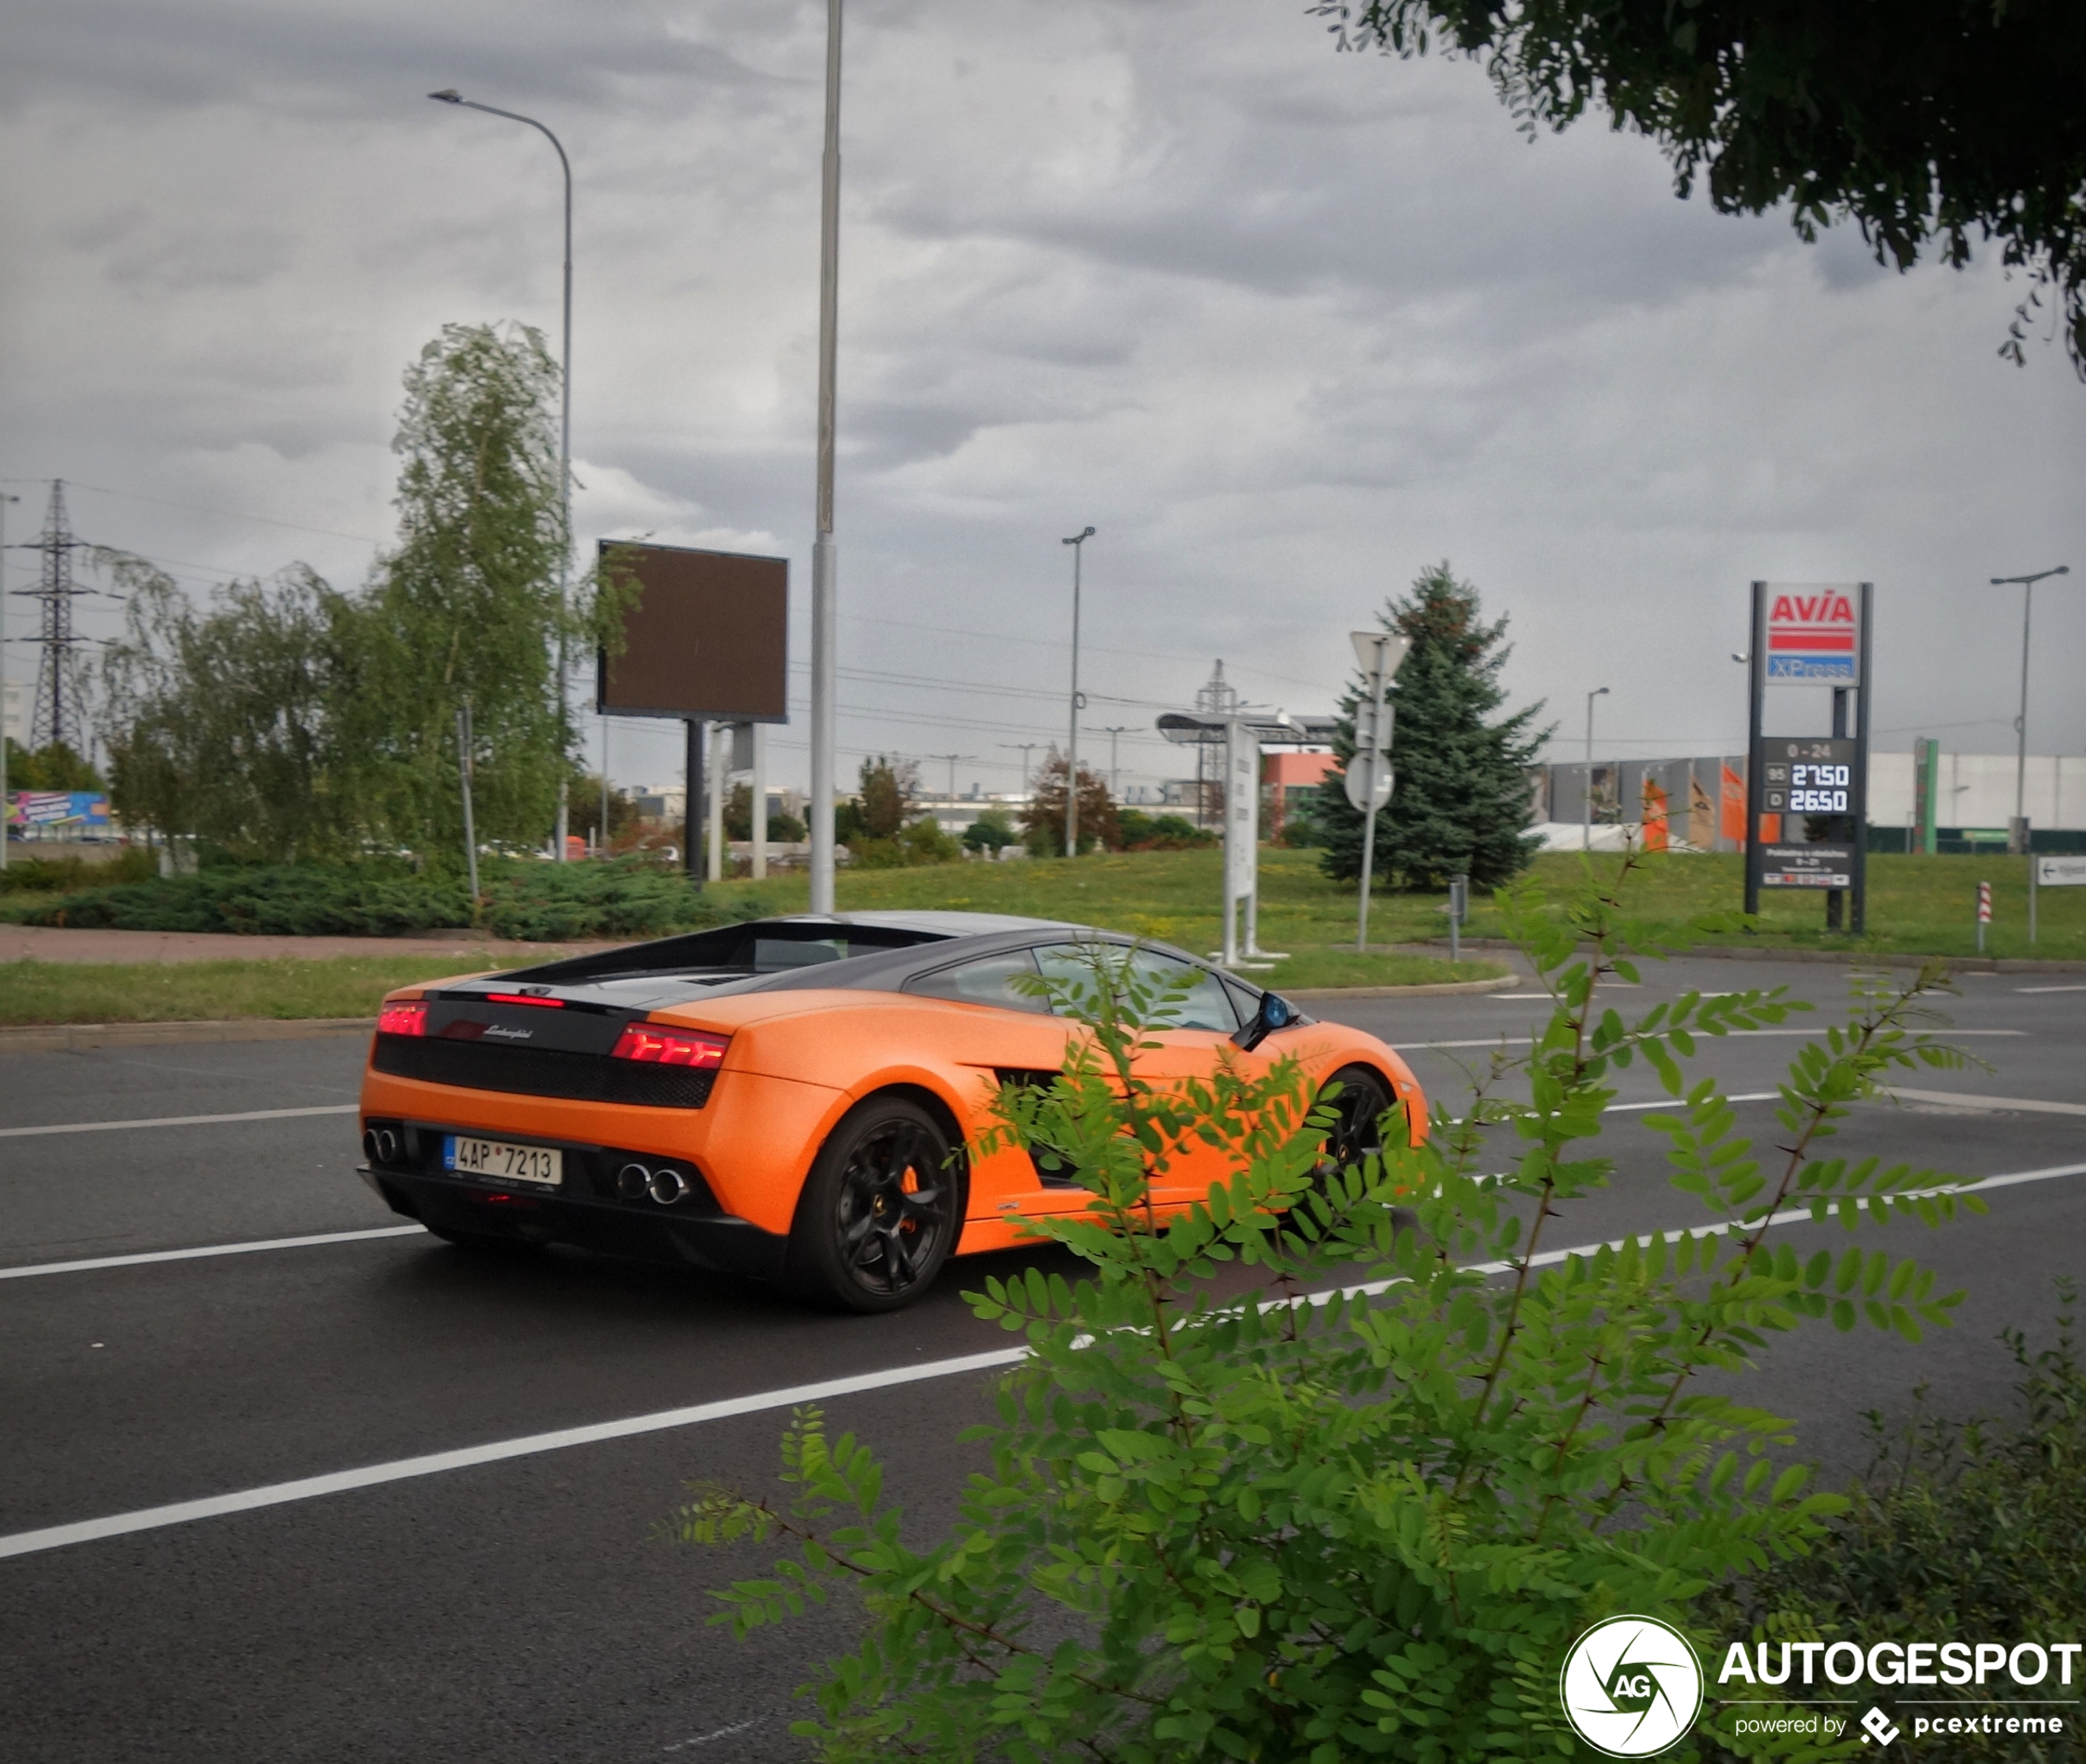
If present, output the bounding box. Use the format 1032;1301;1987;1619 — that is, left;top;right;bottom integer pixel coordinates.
2016;985;2086;994
1390;1030;2028;1050
0;1346;1030;1562
0;1105;358;1140
664;1719;765;1752
6;1159;2086;1564
1882;1087;2086;1119
1605;1092;1776;1114
0;1225;425;1281
1486;994;1553;1000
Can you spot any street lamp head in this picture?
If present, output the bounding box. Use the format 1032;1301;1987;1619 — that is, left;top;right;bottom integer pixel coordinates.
1062;526;1095;545
1731;653;1748;664
429;89;463;103
1592;686;1610;697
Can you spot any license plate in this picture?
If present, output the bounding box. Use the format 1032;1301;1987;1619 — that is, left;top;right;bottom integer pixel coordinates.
443;1134;563;1187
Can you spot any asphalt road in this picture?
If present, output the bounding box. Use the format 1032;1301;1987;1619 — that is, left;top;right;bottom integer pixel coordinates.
2;955;2081;1762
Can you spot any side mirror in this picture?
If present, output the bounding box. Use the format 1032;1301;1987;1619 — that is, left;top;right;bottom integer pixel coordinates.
1233;989;1297;1053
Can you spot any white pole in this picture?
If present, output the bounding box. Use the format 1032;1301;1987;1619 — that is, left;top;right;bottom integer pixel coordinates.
807;0;843;915
751;720;768;880
1062;527;1093;856
1583;687;1610;852
0;492;13;874
1354;650;1390;952
707;723;725;882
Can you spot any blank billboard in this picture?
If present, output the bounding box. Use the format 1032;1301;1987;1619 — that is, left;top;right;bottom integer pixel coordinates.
595;540;788;723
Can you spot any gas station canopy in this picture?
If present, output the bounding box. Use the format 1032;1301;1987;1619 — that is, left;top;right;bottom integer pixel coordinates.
1156;711;1339;746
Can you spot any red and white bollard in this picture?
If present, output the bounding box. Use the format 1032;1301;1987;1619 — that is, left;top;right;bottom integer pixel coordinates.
1976;880;1992;954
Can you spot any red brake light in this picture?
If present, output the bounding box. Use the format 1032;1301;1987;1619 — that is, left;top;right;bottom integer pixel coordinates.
485;992;564;1008
612;1024;728;1069
377;1002;428;1037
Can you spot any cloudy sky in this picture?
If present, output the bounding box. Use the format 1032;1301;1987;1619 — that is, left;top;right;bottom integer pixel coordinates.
5;0;2084;806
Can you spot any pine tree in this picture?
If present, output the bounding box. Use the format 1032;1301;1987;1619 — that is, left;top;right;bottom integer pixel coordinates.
1317;562;1548;892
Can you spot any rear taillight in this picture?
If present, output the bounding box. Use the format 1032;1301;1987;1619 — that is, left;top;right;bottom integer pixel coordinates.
611;1024;728;1069
377;1002;428;1036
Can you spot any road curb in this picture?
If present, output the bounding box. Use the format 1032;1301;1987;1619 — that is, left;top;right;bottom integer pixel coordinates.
1284;973;1520;1000
0;1018;376;1056
1431;938;2086;976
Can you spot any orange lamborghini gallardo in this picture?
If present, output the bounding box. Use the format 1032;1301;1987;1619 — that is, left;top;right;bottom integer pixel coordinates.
357;912;1428;1312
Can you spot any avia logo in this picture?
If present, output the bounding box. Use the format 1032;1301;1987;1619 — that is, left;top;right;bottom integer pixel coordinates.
1560;1615;1704;1757
1861;1707;1900;1747
481;1024;535;1040
1769;592;1856;627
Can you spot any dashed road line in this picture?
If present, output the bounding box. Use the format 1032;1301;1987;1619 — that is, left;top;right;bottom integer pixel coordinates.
0;1225;425;1281
0;1104;357;1140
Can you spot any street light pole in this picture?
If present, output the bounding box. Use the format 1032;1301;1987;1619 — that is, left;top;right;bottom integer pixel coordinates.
808;0;845;914
1061;526;1094;857
1583;687;1610;853
0;491;16;875
1101;724;1130;799
1990;565;2070;855
998;742;1039;796
429;88;574;862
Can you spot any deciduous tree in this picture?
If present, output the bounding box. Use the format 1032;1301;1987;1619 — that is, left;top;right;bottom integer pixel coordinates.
1312;0;2086;374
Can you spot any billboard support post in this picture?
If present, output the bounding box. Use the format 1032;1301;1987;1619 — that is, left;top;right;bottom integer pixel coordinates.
751;721;768;880
696;717;713;884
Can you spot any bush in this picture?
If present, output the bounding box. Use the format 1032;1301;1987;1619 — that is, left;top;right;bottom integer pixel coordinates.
848;818;963;871
963;807;1018;855
0;847;159;894
1702;1286;2086;1762
1117;806;1217;850
4;857;765;941
677;857;1985;1761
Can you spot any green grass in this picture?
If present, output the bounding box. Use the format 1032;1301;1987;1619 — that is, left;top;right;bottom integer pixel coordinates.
0;955;538;1027
7;844;2067;1026
701;845;2086;963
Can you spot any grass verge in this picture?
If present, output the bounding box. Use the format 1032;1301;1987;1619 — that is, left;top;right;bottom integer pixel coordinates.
0;955;536;1027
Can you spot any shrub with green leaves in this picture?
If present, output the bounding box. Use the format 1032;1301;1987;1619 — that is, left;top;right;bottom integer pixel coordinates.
1702;1289;2086;1763
6;857;764;942
677;857;1986;1762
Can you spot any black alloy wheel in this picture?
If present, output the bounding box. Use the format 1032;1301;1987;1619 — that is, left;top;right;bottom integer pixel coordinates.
1315;1063;1395;1180
787;1096;960;1312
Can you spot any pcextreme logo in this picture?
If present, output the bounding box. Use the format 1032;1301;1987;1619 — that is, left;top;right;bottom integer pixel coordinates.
1560;1615;1705;1758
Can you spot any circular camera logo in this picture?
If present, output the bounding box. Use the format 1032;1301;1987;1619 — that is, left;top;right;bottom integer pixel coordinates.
1560;1615;1703;1757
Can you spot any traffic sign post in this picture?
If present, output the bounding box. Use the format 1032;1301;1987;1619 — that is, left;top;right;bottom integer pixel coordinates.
1744;582;1873;932
1977;879;1992;954
1447;872;1468;964
1349;630;1409;951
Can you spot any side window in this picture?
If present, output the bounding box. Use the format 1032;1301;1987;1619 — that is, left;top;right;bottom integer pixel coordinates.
1032;944;1240;1032
904;949;1049;1013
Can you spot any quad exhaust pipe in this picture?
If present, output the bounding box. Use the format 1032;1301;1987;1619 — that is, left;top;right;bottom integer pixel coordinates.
362;1127;399;1165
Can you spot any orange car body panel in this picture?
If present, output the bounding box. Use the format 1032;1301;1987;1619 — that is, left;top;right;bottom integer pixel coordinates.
360;978;1428;1256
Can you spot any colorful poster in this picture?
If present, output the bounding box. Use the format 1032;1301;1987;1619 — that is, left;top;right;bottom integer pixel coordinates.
6;792;111;829
1641;779;1669;852
1719;764;1747;848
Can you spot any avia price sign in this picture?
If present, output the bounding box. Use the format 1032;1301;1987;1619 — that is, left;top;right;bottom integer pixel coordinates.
1765;585;1860;681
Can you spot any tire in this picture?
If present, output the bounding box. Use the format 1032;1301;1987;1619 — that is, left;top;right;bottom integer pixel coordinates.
1305;1064;1419;1242
785;1096;963;1313
1314;1063;1396;1178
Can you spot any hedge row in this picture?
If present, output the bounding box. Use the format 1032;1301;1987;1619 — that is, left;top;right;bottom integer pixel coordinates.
8;859;766;943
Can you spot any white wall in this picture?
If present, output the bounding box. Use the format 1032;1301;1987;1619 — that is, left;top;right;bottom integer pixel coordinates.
1867;751;2084;830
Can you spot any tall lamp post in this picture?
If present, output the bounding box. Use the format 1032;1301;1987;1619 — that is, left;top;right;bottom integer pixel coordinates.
1100;724;1131;799
429;87;575;862
1989;564;2070;855
1061;526;1094;856
1583;686;1610;853
807;0;845;914
0;491;17;874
